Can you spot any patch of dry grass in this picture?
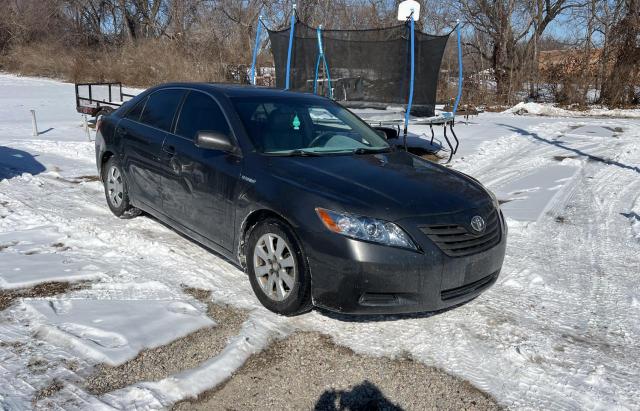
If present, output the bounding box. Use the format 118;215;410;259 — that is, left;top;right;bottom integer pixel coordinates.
1;40;233;88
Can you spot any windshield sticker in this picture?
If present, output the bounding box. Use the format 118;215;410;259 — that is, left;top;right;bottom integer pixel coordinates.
292;114;301;130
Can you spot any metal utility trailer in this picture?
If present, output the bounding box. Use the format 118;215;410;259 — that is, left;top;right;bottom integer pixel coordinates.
75;82;135;117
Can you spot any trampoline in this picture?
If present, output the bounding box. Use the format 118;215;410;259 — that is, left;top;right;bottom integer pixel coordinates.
250;4;464;161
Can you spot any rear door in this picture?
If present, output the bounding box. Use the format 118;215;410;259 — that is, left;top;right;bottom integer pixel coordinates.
119;89;185;212
161;90;242;250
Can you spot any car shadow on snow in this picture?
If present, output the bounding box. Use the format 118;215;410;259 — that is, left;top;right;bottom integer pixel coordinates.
0;146;46;181
315;380;403;411
388;134;444;156
139;213;242;268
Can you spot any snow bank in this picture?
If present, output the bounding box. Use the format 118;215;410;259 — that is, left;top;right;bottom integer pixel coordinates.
24;298;215;366
504;102;640;119
0;227;105;289
0;253;104;289
102;309;292;409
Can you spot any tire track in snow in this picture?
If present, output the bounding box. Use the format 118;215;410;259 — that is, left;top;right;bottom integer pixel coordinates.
459;119;640;408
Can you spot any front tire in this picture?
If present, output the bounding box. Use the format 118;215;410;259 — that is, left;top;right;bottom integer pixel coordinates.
102;156;140;218
247;219;312;316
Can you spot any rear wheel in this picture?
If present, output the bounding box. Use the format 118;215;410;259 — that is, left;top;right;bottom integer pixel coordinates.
102;156;140;218
247;219;312;316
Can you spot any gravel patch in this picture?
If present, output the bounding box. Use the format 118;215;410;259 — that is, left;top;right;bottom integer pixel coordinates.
0;281;88;311
174;332;501;411
86;288;248;394
33;379;64;403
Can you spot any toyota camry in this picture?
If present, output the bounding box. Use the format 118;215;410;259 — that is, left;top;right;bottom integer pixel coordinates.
95;83;506;316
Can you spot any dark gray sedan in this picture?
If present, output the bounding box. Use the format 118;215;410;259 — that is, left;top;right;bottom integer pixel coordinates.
95;83;506;315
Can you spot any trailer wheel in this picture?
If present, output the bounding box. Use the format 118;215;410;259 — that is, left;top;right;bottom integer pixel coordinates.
97;107;115;117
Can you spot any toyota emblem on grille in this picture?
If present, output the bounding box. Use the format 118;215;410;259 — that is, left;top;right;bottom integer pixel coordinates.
470;216;486;233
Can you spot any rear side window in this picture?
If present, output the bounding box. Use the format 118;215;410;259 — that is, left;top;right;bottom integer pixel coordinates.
139;89;185;131
176;91;230;140
125;97;147;121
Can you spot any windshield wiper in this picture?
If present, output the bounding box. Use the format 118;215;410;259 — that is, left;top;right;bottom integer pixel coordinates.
284;149;322;157
352;147;393;155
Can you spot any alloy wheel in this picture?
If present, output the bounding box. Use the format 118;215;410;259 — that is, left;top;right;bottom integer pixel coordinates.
253;233;296;301
106;166;124;208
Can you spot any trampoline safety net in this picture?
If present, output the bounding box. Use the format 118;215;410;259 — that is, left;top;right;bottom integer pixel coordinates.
267;20;451;117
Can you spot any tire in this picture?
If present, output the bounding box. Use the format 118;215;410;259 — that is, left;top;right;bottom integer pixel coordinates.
101;156;140;219
247;218;312;316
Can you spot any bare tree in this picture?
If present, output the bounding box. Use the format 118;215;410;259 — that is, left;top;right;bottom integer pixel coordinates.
459;0;580;101
1;0;638;107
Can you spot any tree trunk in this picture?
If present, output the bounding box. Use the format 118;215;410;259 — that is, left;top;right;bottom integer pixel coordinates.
601;0;640;105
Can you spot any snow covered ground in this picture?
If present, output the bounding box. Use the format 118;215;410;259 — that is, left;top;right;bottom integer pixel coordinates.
504;101;640;119
1;73;639;410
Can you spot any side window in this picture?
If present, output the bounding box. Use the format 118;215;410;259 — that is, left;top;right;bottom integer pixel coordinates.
176;91;231;141
139;89;185;131
125;96;147;121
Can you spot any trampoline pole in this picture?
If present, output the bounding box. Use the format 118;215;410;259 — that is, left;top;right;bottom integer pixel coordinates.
324;58;333;99
314;25;333;98
285;4;297;90
314;56;321;95
403;14;415;152
452;19;463;115
250;15;263;86
314;25;323;95
318;26;333;99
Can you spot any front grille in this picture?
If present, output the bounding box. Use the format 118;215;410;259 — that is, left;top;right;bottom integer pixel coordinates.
441;271;499;301
420;210;501;257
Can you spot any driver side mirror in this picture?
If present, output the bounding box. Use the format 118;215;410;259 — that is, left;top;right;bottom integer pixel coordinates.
195;131;235;152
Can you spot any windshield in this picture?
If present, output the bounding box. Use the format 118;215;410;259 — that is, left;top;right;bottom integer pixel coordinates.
231;96;390;155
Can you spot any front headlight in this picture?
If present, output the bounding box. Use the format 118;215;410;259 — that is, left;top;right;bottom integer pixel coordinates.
315;208;417;250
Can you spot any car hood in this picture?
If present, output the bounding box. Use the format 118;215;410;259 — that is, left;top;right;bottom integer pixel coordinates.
266;150;492;220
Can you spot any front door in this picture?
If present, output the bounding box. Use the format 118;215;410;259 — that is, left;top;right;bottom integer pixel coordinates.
161;90;242;250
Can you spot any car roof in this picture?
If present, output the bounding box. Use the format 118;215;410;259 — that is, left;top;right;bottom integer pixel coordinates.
153;82;328;101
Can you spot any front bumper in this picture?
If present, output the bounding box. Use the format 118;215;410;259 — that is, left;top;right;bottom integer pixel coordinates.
300;211;507;315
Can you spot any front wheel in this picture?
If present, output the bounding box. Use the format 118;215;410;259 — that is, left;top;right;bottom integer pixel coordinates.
247;219;312;316
102;156;140;218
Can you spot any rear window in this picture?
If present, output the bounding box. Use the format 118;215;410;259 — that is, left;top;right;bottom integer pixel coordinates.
124;97;147;121
139;89;185;131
